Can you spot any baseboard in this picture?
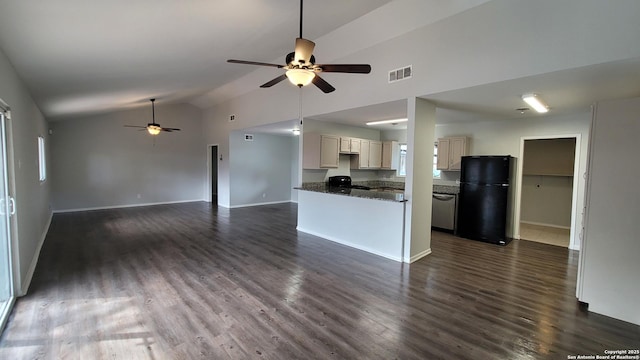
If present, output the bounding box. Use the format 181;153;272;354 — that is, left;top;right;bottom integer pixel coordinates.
520;221;570;230
229;200;292;209
296;226;403;263
408;248;432;263
20;211;52;296
53;199;206;213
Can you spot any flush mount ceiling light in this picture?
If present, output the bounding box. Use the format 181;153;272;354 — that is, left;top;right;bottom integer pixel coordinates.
366;118;408;126
522;93;549;113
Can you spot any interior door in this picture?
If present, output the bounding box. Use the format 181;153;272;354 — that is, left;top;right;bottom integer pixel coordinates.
0;105;15;334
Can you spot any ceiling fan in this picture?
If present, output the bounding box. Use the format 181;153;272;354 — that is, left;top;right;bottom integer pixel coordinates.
124;99;180;135
227;0;371;93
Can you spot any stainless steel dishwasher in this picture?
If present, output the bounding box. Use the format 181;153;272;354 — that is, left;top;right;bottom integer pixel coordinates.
432;193;457;231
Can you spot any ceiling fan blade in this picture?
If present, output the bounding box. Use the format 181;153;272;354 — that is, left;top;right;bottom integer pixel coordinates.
124;125;147;129
312;75;335;93
294;38;315;65
227;59;284;68
260;74;288;88
161;128;181;131
317;64;371;74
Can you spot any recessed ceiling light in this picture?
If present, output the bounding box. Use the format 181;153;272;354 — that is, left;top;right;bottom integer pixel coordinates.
522;93;549;113
366;118;408;126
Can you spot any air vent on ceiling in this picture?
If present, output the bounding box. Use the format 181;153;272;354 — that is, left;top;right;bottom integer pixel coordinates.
388;65;412;83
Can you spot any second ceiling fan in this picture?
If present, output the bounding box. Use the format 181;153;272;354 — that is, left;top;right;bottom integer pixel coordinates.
227;0;371;93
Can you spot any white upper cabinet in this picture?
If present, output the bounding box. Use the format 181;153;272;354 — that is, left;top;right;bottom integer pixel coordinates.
369;141;382;169
351;139;370;169
437;137;468;171
340;137;361;154
303;133;340;169
381;141;399;170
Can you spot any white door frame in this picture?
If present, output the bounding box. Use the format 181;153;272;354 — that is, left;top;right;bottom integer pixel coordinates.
514;133;582;250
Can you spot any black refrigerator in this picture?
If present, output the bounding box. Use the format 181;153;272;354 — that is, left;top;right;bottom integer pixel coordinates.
457;155;514;245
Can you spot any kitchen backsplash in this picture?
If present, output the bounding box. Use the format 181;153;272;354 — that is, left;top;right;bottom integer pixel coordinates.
302;154;405;183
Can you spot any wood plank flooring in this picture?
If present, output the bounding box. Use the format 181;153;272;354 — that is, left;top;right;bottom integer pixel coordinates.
1;202;638;359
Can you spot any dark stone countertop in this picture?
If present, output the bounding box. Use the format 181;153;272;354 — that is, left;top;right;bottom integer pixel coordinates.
433;184;459;195
295;184;406;202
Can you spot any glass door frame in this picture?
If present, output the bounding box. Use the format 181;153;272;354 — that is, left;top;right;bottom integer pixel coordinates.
0;100;15;334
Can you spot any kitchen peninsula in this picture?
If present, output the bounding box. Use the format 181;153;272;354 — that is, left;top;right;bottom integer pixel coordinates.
296;181;407;262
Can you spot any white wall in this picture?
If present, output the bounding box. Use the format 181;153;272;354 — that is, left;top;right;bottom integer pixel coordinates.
0;47;51;294
580;97;640;326
229;131;294;207
50;103;206;211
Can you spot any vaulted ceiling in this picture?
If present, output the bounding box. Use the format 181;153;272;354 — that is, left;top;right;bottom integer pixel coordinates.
1;0;639;127
0;0;393;119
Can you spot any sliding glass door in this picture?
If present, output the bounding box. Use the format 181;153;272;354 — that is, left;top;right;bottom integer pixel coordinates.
0;105;15;333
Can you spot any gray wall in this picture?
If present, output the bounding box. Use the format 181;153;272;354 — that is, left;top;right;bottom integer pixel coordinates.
580;97;640;326
0;47;51;294
229;131;294;207
50;103;206;211
520;175;573;228
290;135;300;202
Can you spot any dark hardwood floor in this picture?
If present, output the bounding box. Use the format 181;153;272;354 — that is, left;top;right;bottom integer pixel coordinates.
1;202;638;359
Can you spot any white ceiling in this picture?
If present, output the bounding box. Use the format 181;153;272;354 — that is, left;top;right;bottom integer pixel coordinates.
0;0;392;119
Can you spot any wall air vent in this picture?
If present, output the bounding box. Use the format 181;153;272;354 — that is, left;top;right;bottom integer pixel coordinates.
388;65;412;83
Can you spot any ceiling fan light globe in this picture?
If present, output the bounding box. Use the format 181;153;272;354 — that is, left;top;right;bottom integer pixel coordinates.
286;69;315;87
147;125;161;135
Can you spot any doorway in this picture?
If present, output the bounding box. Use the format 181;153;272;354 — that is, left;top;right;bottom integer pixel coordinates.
210;145;218;204
517;136;579;248
0;101;16;334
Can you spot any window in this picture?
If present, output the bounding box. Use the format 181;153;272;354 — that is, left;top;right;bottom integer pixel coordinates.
397;143;407;176
433;142;441;178
38;136;46;181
